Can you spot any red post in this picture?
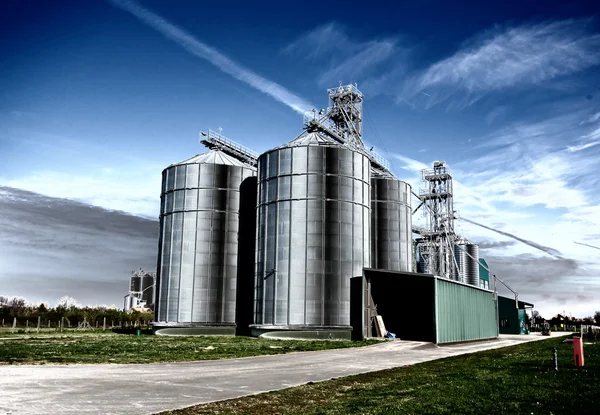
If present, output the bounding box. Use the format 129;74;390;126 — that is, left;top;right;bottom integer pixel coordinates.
573;336;584;367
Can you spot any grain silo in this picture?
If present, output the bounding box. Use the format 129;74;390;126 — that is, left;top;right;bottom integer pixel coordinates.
153;150;256;335
252;132;371;338
454;241;480;286
130;271;142;293
370;177;413;272
141;272;155;306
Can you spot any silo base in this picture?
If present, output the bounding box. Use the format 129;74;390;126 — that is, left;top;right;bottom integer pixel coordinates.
153;323;236;336
249;325;352;340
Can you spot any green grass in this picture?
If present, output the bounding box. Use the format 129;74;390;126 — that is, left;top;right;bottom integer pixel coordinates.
0;331;377;365
160;337;600;415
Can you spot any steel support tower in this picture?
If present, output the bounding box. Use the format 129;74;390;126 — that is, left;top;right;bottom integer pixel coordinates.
302;83;392;176
416;161;458;279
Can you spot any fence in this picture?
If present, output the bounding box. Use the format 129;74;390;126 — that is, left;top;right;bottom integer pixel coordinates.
0;317;152;334
581;325;600;341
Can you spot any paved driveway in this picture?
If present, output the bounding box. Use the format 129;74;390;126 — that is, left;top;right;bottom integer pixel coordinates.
0;333;567;415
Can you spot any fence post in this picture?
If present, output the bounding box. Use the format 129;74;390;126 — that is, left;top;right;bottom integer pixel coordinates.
37;316;41;333
103;317;106;331
61;317;64;332
48;320;51;328
26;320;29;333
12;317;17;333
96;321;98;329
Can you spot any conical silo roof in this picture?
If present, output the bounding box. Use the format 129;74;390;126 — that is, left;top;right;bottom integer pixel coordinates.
281;131;338;148
170;149;249;167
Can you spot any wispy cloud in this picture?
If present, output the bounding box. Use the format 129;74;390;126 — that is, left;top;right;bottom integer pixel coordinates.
282;23;359;60
107;0;313;114
403;19;600;107
317;40;397;87
283;22;401;90
485;106;507;124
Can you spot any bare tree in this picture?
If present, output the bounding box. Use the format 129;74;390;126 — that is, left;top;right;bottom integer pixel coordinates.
57;296;80;309
8;296;27;311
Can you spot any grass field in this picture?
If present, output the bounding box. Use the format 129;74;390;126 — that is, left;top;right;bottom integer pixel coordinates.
0;331;377;365
161;337;599;415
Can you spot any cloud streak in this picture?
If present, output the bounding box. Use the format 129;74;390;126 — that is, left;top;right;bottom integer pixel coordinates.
574;241;600;251
460;217;564;259
107;0;313;114
478;240;517;250
567;141;600;152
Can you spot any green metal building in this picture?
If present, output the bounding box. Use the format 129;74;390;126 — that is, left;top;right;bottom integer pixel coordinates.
498;295;533;335
351;269;499;343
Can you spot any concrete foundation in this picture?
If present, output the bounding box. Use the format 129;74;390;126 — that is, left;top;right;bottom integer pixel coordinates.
249;325;352;340
153;323;236;336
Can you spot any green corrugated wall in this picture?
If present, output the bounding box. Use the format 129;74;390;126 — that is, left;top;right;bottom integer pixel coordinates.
435;278;498;344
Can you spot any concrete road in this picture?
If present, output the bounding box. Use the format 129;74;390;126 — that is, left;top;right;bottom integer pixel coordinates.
0;333;567;415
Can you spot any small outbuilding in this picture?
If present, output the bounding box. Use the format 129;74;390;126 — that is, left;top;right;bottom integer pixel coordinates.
497;295;534;334
351;269;499;344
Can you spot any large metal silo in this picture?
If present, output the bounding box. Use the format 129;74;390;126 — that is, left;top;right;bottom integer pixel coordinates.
154;150;256;335
141;273;155;306
252;133;371;338
130;273;142;293
454;242;480;286
371;177;413;272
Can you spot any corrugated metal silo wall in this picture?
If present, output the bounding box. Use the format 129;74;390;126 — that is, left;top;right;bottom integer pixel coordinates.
370;178;413;272
141;274;154;305
454;244;481;286
454;245;467;283
130;276;141;293
156;160;256;324
254;145;371;327
465;244;480;286
435;278;498;343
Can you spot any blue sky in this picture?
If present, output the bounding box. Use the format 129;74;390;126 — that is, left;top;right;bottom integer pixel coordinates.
1;0;600;316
